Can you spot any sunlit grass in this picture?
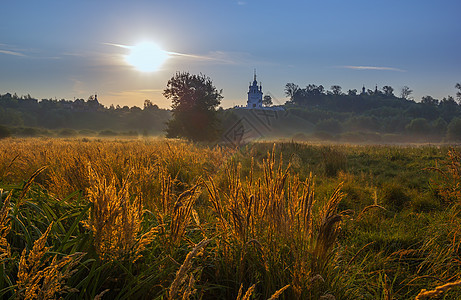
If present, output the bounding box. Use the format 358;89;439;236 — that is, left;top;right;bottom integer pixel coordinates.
0;137;460;299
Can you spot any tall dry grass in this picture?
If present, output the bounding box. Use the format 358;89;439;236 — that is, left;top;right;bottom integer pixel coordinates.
204;147;346;298
15;223;84;299
7;138;456;298
0;138;228;201
0;191;11;260
83;166;157;261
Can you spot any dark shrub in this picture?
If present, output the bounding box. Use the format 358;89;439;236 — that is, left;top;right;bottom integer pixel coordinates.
340;132;365;143
321;147;347;177
79;129;97;136
412;196;440;213
18;127;40;137
405;118;431;136
446;117;461;141
292;132;308;141
99;130;118;137
315;118;342;134
313;131;335;141
0;125;11;139
381;183;411;212
58;128;78;137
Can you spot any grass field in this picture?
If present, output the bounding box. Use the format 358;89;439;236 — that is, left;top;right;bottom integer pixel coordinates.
1;138;461;299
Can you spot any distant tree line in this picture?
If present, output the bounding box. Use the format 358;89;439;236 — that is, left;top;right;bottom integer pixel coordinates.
0;93;170;137
2;80;461;142
283;82;461;142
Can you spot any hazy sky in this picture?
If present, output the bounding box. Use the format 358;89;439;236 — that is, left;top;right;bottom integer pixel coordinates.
1;0;460;108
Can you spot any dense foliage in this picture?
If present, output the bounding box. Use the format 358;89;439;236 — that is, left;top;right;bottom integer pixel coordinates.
163;72;223;141
281;82;461;142
0;93;170;136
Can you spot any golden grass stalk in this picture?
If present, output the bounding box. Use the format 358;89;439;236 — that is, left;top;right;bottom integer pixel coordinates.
355;204;386;221
313;182;344;270
319;294;336;300
16;223;84;299
17;223;53;280
84;166;156;261
267;284;290;299
296;173;315;241
170;185;202;246
235;283;256;300
0;191;12;260
427;148;461;203
181;274;196;300
16;166;47;208
415;279;461;299
94;289;110;300
168;238;211;300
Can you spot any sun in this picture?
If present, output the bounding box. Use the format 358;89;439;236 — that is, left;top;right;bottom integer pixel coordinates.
125;41;168;72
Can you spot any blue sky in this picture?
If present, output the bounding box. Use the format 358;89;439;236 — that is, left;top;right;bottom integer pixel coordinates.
1;0;460;108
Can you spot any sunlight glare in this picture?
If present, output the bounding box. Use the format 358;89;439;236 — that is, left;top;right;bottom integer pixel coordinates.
125;41;168;72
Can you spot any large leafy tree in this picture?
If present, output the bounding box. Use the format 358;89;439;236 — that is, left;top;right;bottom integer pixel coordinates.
163;72;223;141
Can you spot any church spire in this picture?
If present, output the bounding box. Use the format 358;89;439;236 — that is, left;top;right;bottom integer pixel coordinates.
254;68;256;81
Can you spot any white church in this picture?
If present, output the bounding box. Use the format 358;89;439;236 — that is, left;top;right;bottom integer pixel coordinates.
247;71;264;109
243;71;283;110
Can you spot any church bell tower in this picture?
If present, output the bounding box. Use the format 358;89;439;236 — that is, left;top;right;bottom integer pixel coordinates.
247;70;263;109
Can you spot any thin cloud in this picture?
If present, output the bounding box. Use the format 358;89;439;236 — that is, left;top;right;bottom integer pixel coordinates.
237;1;247;5
103;42;249;65
0;44;61;60
339;65;406;72
102;42;130;49
0;49;26;57
168;51;240;64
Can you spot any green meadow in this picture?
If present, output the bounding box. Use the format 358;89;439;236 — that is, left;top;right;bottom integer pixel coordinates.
1;138;460;299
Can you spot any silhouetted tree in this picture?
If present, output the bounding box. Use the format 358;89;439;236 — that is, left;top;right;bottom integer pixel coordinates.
400;86;413;100
347;89;357;96
331;85;342;95
441;95;457;106
456;83;461;103
382;86;394;97
163;72;222;141
262;95;273;106
307;84;324;96
143;99;158;111
284;83;299;102
421;95;439;106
